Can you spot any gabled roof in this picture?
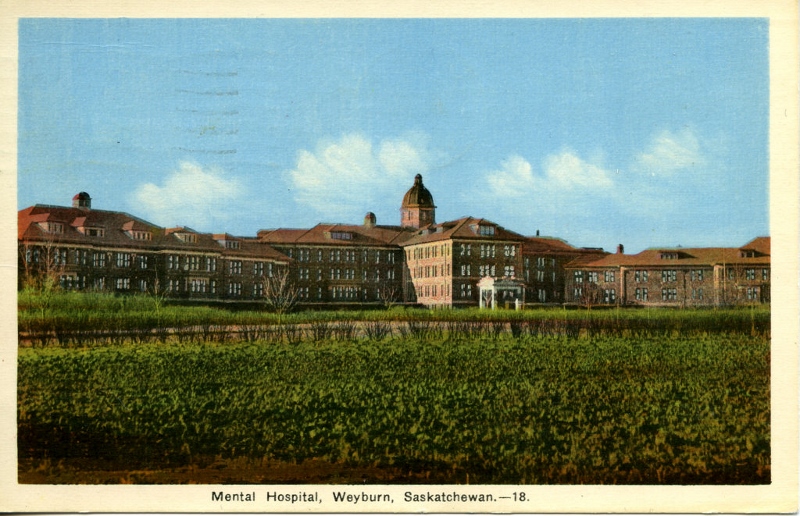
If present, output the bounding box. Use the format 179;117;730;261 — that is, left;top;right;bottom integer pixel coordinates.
565;237;771;269
18;204;290;263
400;217;527;246
257;223;414;247
522;235;600;255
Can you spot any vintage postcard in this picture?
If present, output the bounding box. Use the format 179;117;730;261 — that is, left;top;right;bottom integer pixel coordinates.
1;0;797;513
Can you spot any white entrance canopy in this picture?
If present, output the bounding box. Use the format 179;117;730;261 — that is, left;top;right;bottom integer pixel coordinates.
477;276;525;310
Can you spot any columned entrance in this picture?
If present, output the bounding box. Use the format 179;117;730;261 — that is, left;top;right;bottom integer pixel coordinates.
477;276;525;310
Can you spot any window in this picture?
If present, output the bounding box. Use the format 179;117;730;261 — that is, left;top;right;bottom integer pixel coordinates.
660;252;678;260
138;255;149;269
267;263;274;277
504;245;516;257
330;231;352;240
225;240;240;249
85;227;104;237
299;287;309;300
298;249;311;262
634;270;649;282
253;283;264;297
53;248;67;266
298;268;309;280
691;288;704;300
460;244;472;256
188;256;200;271
168;279;181;292
460;283;472;298
635;287;649;301
206;257;217;272
93;277;105;290
587;272;598;283
138;279;148;292
229;261;242;274
604;271;615;282
176;232;196;243
603;289;616;304
536;257;545;270
661;288;677;301
254;262;265;276
478;225;495;236
131;231;152;241
318;250;324;262
573;287;583;299
574;271;583;284
728;268;735;280
536;270;545;282
480;244;496;258
538;289;546;303
92;252;106;268
504;265;515;277
460;264;470;277
167;255;179;270
227;282;242;296
762;269;769;281
190;278;208;294
661;270;677;283
115;278;130;291
746;269;755;280
747;287;760;300
115;253;131;268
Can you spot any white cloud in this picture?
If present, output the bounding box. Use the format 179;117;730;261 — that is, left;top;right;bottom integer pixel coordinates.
131;161;243;229
633;127;704;175
288;133;430;219
542;150;614;189
484;150;613;202
486;155;535;197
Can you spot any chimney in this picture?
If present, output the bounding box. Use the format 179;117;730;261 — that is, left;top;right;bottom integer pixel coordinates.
536;229;540;236
363;212;376;228
617;244;624;254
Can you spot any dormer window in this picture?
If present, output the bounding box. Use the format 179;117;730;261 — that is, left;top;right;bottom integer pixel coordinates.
84;227;104;237
225;240;239;249
740;250;756;258
39;222;64;234
129;230;152;241
176;233;197;244
472;224;495;236
659;252;679;260
330;231;352;241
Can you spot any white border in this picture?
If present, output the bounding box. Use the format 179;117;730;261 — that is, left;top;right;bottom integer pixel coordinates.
0;0;797;513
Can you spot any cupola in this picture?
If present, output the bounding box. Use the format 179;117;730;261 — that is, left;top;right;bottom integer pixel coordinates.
400;174;436;229
72;192;91;210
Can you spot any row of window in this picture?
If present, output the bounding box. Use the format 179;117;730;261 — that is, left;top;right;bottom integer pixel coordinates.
419;283;450;298
417;263;451;279
524;256;557;270
411;244;450;260
292;248;398;264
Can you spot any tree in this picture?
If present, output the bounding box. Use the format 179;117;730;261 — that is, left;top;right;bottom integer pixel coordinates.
377;283;402;309
261;268;299;317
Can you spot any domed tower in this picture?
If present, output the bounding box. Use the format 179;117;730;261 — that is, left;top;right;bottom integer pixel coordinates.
72;192;91;210
400;174;436;229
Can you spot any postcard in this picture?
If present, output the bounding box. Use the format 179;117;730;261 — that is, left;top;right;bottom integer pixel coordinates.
1;0;797;513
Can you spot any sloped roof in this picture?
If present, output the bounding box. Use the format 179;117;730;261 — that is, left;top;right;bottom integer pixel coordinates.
18;204;289;263
522;235;600;255
565;238;771;269
400;217;528;246
258;223;414;247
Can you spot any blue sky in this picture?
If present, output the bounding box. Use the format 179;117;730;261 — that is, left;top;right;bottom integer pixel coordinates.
18;18;768;253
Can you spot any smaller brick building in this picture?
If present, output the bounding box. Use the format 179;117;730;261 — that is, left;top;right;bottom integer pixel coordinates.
564;237;771;307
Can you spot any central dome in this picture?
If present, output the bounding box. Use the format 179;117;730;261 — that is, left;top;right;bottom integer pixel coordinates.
401;174;435;208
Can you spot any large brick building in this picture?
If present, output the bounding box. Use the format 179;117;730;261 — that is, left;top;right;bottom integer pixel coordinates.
17;178;770;308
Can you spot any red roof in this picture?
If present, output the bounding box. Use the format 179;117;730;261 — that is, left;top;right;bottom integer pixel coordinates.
565;238;771;269
401;217;527;246
18;204;290;263
258;223;413;247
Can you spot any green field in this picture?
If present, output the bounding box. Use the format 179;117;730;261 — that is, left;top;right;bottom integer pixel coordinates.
18;297;770;483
